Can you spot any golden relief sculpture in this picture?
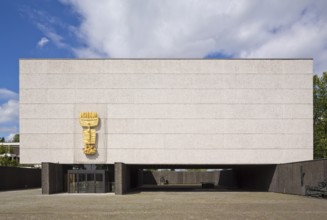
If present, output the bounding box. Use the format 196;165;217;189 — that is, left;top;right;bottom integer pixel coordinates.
79;112;99;155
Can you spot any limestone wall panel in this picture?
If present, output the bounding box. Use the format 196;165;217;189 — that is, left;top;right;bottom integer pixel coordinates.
19;59;313;164
106;148;313;164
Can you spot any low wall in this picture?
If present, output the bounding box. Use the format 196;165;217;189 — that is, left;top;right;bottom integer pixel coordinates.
143;170;237;187
233;160;327;195
274;159;327;195
142;160;327;195
0;166;41;191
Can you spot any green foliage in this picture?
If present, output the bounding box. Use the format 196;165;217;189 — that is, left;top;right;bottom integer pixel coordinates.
12;134;19;142
0;145;13;154
0;145;5;154
0;137;4;143
0;145;16;167
0;156;18;167
314;72;327;159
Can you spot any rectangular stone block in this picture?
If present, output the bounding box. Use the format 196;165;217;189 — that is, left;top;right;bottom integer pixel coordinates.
20;59;313;74
20;134;74;149
20;104;74;119
20;149;74;164
20;73;76;89
107;148;312;164
20;89;47;103
72;73;311;89
47;89;76;104
20;119;48;134
105;118;312;134
106;103;312;119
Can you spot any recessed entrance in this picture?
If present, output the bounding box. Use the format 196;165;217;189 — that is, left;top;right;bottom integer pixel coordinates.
67;170;108;193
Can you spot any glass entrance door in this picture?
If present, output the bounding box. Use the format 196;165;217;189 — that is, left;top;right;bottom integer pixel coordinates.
78;173;87;193
68;173;78;193
68;170;107;193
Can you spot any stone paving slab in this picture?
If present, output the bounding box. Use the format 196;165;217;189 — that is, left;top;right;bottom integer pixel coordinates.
0;189;327;220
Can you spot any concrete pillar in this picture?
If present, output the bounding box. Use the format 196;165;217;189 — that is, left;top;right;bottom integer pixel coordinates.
41;163;63;194
115;162;129;195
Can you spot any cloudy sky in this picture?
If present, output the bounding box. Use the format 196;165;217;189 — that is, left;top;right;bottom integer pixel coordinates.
0;0;327;140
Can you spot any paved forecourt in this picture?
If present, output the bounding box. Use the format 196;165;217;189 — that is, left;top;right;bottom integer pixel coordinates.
0;189;326;219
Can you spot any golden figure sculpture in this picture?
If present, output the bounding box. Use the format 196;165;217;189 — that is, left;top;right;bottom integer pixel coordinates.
80;112;99;155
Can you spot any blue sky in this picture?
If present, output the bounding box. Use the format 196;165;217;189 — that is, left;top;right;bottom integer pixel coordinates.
0;0;77;140
0;0;327;140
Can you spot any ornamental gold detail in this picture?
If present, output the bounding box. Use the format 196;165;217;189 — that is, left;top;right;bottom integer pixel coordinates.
80;112;99;155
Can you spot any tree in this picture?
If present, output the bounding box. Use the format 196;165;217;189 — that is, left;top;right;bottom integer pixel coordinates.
0;145;17;167
0;137;4;143
0;145;5;154
0;156;18;167
313;72;327;158
12;134;19;142
0;145;13;154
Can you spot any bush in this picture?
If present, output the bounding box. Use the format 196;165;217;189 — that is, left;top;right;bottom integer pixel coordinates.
0;156;18;167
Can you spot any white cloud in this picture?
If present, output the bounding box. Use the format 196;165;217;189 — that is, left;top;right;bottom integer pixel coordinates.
0;89;19;137
0;88;18;101
6;133;16;142
0;99;19;124
37;23;67;48
21;6;69;49
61;0;327;74
37;37;49;47
0;88;19;140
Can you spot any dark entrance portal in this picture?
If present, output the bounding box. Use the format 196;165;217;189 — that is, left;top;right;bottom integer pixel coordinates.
67;170;108;193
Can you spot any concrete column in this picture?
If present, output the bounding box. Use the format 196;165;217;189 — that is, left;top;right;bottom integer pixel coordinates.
42;163;50;194
41;163;63;194
115;162;129;195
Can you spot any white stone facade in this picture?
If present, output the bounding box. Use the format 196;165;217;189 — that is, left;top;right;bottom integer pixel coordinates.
19;59;313;164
